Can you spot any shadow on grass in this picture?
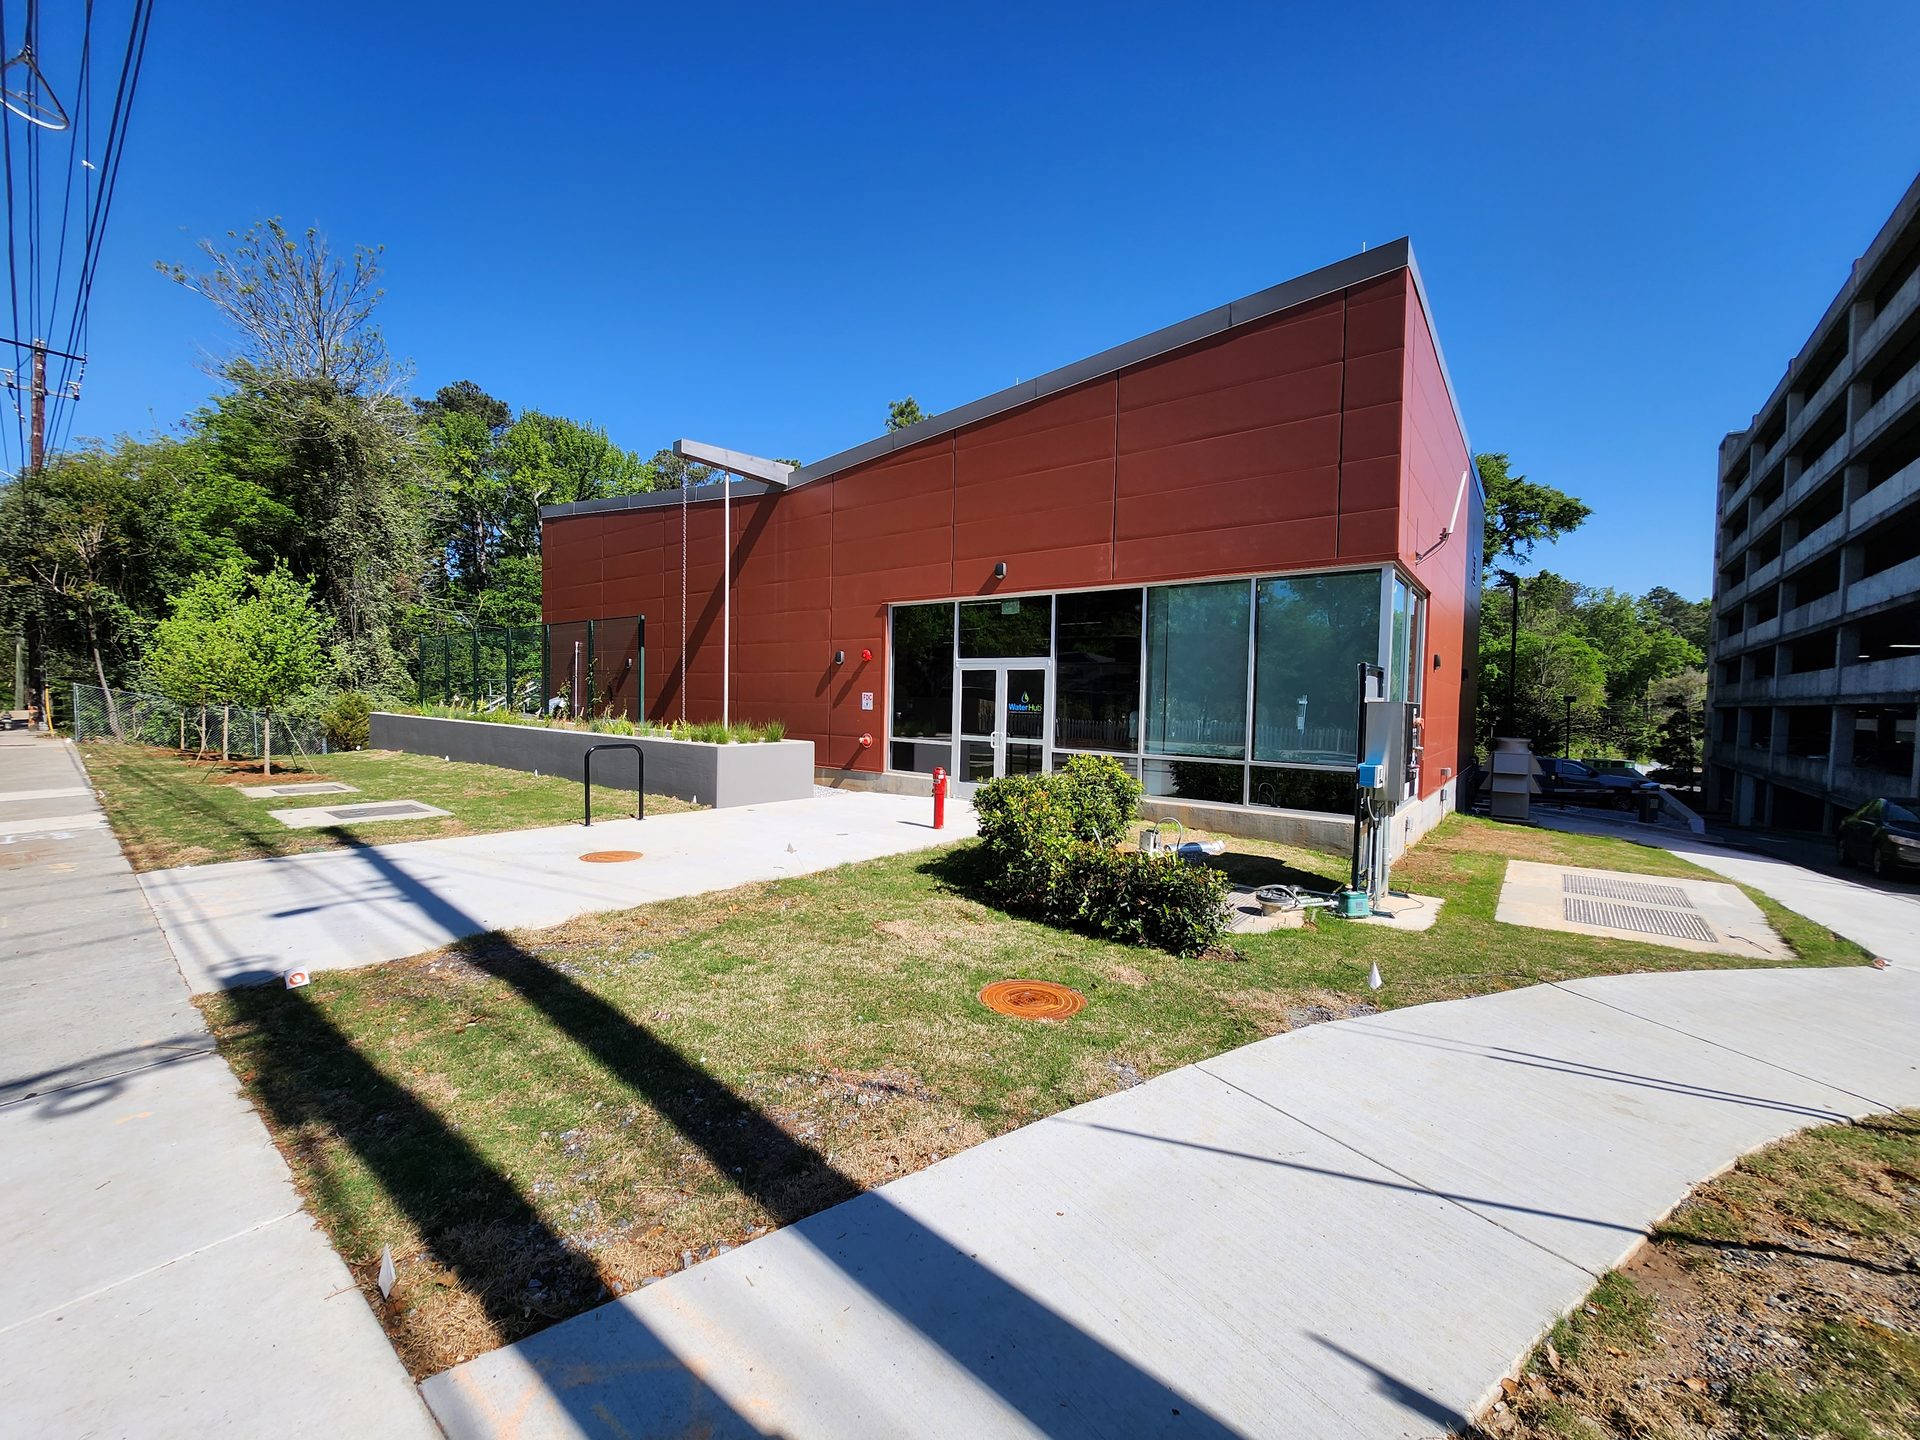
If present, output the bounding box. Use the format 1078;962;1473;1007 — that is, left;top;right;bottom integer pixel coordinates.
224;828;1239;1435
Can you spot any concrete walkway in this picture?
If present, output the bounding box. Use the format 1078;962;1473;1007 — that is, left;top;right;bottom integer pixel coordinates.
0;731;439;1439
140;788;974;993
421;962;1918;1439
1533;806;1920;966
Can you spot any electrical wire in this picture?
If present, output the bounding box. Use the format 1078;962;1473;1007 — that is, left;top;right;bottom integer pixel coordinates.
0;0;26;473
49;0;144;458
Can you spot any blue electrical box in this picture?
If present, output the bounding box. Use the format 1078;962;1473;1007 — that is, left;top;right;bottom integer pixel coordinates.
1356;761;1385;791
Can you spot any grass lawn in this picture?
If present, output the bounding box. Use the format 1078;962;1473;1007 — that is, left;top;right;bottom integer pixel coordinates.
197;813;1872;1377
82;743;695;870
1487;1111;1920;1439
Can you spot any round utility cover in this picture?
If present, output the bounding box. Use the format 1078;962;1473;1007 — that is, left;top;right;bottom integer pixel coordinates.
580;850;645;863
979;979;1086;1020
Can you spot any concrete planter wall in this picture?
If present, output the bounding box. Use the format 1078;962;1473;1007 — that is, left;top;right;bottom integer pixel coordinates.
369;712;816;809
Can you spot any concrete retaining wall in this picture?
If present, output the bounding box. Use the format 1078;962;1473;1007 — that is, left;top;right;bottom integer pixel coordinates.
370;713;816;809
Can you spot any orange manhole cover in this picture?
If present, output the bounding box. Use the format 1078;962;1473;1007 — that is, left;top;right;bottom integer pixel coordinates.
580;850;645;863
979;979;1086;1020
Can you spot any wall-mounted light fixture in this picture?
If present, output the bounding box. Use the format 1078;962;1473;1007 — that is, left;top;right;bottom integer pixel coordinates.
1433;653;1442;670
993;562;1007;580
833;650;846;665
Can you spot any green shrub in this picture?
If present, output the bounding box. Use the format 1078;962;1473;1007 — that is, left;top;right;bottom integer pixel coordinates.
587;714;638;736
761;718;786;742
1057;752;1144;842
972;756;1225;955
321;690;373;751
1063;845;1231;954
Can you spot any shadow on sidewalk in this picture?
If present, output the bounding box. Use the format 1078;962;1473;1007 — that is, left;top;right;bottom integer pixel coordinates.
230;829;1238;1436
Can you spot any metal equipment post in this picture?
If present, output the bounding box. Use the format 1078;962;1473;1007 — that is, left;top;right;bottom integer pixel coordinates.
722;471;731;727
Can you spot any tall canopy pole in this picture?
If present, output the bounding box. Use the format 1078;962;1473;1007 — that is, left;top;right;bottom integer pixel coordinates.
670;441;796;732
721;469;730;727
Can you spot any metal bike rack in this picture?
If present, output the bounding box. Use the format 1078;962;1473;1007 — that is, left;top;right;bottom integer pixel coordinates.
583;742;644;826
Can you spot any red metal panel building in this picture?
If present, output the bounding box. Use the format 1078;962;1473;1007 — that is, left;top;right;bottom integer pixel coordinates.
542;241;1479;819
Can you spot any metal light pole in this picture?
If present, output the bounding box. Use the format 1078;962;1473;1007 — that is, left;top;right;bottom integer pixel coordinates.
1563;694;1576;760
1498;570;1522;736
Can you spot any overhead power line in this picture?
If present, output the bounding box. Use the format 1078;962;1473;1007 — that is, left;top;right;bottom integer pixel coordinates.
0;0;153;474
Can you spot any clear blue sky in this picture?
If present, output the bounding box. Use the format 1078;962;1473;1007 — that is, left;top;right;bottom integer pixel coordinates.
66;2;1920;599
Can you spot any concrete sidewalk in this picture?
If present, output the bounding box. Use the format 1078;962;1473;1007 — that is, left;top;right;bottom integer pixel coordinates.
421;963;1919;1440
140;787;975;993
1533;805;1920;966
0;731;439;1439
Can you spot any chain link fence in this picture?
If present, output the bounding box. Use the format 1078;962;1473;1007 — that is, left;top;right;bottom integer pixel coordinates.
71;683;328;760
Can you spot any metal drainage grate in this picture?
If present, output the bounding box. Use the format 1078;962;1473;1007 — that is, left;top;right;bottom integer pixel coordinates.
1564;897;1716;942
319;801;442;821
253;781;357;798
1561;873;1694;909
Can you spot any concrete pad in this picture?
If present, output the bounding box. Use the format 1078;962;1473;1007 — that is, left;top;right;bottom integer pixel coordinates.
1198;976;1891;1277
1554;966;1920;1112
143;790;977;992
238;780;360;798
0;732;439;1437
1;749;206;1105
1532;808;1920;966
1496;859;1788;959
268;798;452;828
0;810;105;837
0;1050;308;1332
0;785;91;803
424;1064;1589;1440
1352;893;1443;931
0;1208;440;1440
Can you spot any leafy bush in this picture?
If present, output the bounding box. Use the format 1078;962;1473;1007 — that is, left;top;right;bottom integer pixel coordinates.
973;755;1226;955
1063;845;1233;955
321;690;373;751
1057;752;1144;843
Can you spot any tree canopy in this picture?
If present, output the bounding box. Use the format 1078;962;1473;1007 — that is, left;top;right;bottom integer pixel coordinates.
1477;452;1592;571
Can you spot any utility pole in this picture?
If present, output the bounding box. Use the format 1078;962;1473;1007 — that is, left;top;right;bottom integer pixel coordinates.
28;339;46;474
24;340;50;729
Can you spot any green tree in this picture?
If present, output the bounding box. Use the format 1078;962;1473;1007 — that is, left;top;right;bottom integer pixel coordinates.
159;218;396;393
196;364;428;695
146;563;248;754
1642;584;1711;653
496;413;653;557
886;396;928;432
1477;452;1591;571
0;446;184;736
226;563;330;774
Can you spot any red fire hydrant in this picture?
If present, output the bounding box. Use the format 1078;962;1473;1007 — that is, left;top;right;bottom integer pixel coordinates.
931;766;948;830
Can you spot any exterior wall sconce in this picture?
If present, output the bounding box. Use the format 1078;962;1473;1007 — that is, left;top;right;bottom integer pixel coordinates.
993;562;1007;580
834;650;846;665
1433;653;1442;669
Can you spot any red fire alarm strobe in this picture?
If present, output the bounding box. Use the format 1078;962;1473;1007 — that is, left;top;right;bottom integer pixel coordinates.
860;647;873;662
858;732;873;748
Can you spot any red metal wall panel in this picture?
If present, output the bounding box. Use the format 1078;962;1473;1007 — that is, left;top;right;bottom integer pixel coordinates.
1398;283;1475;796
544;265;1471;789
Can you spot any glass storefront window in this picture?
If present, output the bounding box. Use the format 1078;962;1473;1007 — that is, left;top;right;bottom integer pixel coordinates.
888;603;953;775
1252;571;1383;765
1389;573;1413;702
1144;581;1250;758
1143;757;1245;804
1250;765;1354;815
958;596;1052;658
1054;588;1141;752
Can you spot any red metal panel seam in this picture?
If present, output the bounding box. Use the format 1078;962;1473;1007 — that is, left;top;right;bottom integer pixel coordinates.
1109;375;1119;577
1336;288;1349;554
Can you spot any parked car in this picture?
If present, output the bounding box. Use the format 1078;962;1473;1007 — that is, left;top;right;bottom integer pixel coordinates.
1536;755;1662;808
1835;797;1920;878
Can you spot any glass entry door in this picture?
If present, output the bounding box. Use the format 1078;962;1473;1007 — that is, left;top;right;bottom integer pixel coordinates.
955;662;1049;781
